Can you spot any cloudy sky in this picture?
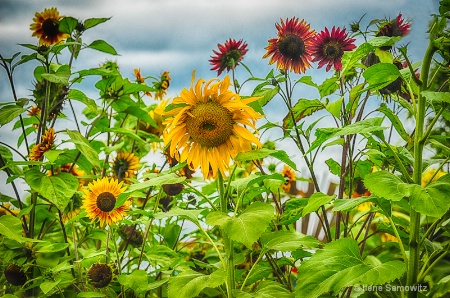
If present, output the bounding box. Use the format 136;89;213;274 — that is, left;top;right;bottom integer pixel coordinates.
0;0;440;194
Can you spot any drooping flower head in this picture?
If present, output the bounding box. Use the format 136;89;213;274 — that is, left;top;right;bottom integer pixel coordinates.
376;13;411;38
263;17;316;74
154;71;171;100
163;75;262;179
30;7;69;46
88;263;112;288
311;26;356;72
209;39;248;75
112;152;140;182
29;128;56;161
82;177;130;227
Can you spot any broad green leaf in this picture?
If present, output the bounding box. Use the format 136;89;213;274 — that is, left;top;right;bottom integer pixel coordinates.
168;268;226;298
326;97;342;119
65;130;101;170
147;279;169;291
378;103;410;142
302;192;335;216
44;149;64;163
318;77;339;98
260;230;320;252
68;89;97;111
145;245;178;267
408;181;450;217
325;158;340;176
76;292;106;297
59;16;78;34
230;173;284;195
366;36;402;47
279;198;309;225
123;82;156;94
363;171;407;201
153;207;203;226
41;65;71;85
236;280;294;298
206;202;274;248
0;215;28;243
127;173;185;192
40;279;62;295
341;42;374;76
0;105;27;126
83;17;111;30
363;63;401;91
253;85;279;107
104;127;146;146
120;106;157;127
235;148;297;170
36;243;69;253
25;168;45;191
118;270;148;294
283;98;324;130
87;40;118;55
421;91;450;104
332;197;373;212
39;172;79;210
296;238;406;298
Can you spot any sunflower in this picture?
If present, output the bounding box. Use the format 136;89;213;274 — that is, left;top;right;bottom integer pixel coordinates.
154;71;171;100
30;7;69;46
163;75;262;179
421;168;447;187
263;17;316;74
82;177;130;227
88;263;113;288
29;128;56;161
376;13;411;38
112;152;140;182
311;26;356;72
209;38;248;76
134;68;152;97
281;165;296;193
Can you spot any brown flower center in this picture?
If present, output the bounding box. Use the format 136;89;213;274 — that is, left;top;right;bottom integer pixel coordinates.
278;34;305;59
96;192;116;212
185;101;234;148
88;264;112;288
42;18;60;38
323;42;343;59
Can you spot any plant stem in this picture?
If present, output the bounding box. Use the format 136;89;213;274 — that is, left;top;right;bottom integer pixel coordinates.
217;172;235;298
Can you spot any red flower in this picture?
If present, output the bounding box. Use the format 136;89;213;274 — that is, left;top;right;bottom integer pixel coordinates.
311;26;356;72
376;13;411;38
263;17;315;74
209;39;248;75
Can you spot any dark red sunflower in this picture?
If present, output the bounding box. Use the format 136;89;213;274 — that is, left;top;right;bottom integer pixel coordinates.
376;13;411;38
209;39;248;75
263;17;315;74
311;26;356;72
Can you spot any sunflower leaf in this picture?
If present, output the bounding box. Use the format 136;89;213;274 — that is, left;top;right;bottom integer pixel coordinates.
260;230;320;252
0;105;27;127
283;98;324;131
168;268;226;298
65;130;101;171
39;172;79;211
59;17;78;34
87;40;118;55
0;215;29;243
83;17;111;30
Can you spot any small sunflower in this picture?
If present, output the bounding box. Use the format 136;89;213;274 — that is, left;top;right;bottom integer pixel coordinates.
263;17;316;74
281;165;296;193
134;68;152;97
209;38;248;76
29;128;56;161
311;26;356;72
112;152;140;182
82;177;130;227
30;7;69;46
154;71;171;100
376;13;411;38
163;75;262;179
88;263;113;288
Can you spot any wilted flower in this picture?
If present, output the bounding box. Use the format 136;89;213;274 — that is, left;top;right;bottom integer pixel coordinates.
88;263;113;288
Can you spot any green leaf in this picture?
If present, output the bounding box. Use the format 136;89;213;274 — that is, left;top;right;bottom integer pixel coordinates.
363;171;406;201
168;268;226;298
378;103;410;142
283;99;324;130
40;279;62;295
41;65;71;85
367;36;402;47
83;17;111;30
318;77;339;98
87;40;118;55
302;192;336;216
127;172;185;192
295;238;406;298
235;148;297;170
153;207;203;227
408;182;450;217
206;202;274;248
341;42;374;76
65;130;101;170
260;230;320;252
326;97;342;119
120;106;157;127
39;172;79;210
36;243;69;253
104;127;146;146
0;215;28;243
25;168;45;192
59;16;78;34
332;197;373;212
118;270;148;294
0;105;27;126
76;292;106;297
363;63;401;91
236;280;294;298
279;198;308;225
421;91;450;104
253;85;279;107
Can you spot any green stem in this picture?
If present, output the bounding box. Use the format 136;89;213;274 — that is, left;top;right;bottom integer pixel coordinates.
388;216;408;270
218;172;235;298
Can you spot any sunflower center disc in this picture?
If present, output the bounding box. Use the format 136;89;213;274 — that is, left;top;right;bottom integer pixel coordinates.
96;192;116;212
278;34;305;59
324;42;343;59
186;101;233;148
42;18;60;38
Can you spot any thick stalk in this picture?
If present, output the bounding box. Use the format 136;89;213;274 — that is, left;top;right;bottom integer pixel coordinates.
406;41;436;298
218;172;235;298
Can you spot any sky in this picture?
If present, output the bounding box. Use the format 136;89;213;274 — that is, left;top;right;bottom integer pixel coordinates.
0;0;440;196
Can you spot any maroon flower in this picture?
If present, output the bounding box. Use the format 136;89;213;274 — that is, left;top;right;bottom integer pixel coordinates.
311;26;356;72
376;13;411;38
209;39;248;75
263;17;316;74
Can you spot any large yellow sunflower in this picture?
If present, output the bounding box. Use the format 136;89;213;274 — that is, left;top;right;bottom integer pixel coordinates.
163;75;262;179
30;7;69;46
82;177;130;227
112;152;140;182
